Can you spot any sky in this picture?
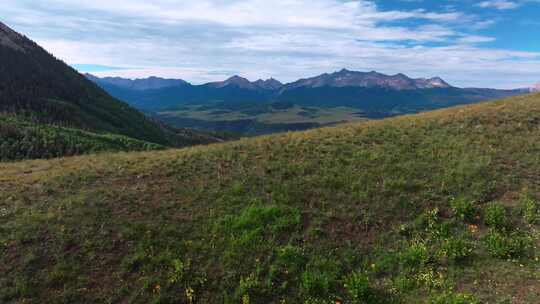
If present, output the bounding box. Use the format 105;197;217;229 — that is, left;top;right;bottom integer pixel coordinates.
2;0;540;88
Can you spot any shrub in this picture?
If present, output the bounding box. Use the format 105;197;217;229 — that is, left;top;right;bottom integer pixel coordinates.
522;197;540;224
450;197;477;222
484;203;509;230
483;230;533;259
343;271;372;303
168;259;185;284
303;297;330;304
393;274;416;293
219;203;302;266
401;239;430;269
415;268;445;290
225;204;301;235
426;208;440;232
300;256;339;298
269;245;307;287
275;245;306;274
238;273;261;300
370;251;400;275
438;236;474;263
415;208;447;237
429;291;480;304
301;270;332;298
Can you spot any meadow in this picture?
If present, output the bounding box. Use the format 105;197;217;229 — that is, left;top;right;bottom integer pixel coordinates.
1;93;540;303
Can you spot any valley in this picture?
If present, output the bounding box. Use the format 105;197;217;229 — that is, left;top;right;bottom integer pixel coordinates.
88;72;524;136
155;104;366;135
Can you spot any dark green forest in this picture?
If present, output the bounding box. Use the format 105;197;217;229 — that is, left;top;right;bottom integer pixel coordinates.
0;115;164;161
0;23;231;160
0;42;176;145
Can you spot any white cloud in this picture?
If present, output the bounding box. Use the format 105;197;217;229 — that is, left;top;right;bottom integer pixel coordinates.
476;0;519;10
471;19;497;30
456;35;496;44
1;0;539;88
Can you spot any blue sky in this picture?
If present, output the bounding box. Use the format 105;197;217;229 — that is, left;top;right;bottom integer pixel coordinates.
2;0;540;88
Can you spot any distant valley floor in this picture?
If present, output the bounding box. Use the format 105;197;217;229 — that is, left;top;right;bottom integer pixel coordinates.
154;104;369;136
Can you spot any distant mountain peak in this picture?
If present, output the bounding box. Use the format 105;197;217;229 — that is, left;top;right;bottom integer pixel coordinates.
85;74;190;91
531;82;540;92
225;75;252;84
414;76;451;89
285;69;452;91
209;75;257;89
254;78;283;90
201;75;284;90
84;73;99;81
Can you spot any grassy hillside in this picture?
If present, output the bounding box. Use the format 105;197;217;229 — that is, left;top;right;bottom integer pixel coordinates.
0;114;165;161
1;93;540;303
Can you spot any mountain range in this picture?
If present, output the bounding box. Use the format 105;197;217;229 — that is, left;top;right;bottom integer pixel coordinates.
281;69;452;91
87;69;453;93
86;70;525;122
86;70;526;136
88;69;540;95
84;74;190;91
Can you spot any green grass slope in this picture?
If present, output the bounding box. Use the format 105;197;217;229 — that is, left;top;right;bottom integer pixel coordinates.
1;93;540;303
0;114;165;161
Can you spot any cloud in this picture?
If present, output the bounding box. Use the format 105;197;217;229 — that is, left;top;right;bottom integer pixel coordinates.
456;35;496;44
71;64;130;73
1;0;539;88
476;0;520;10
471;19;497;30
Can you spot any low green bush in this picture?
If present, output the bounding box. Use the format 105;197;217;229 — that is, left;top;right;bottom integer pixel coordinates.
344;271;372;303
522;197;540;224
300;256;340;299
450;197;477;222
429;291;480;304
415;208;449;238
438;236;474;263
401;239;430;269
483;230;533;259
275;245;306;274
484;203;509;231
237;273;263;300
301;270;332;298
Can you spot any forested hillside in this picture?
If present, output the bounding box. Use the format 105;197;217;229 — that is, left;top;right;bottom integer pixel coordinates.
0;22;225;159
0;31;170;145
0;115;164;161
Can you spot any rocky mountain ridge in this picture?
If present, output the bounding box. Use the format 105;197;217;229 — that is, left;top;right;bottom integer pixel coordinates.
87;69;453;92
